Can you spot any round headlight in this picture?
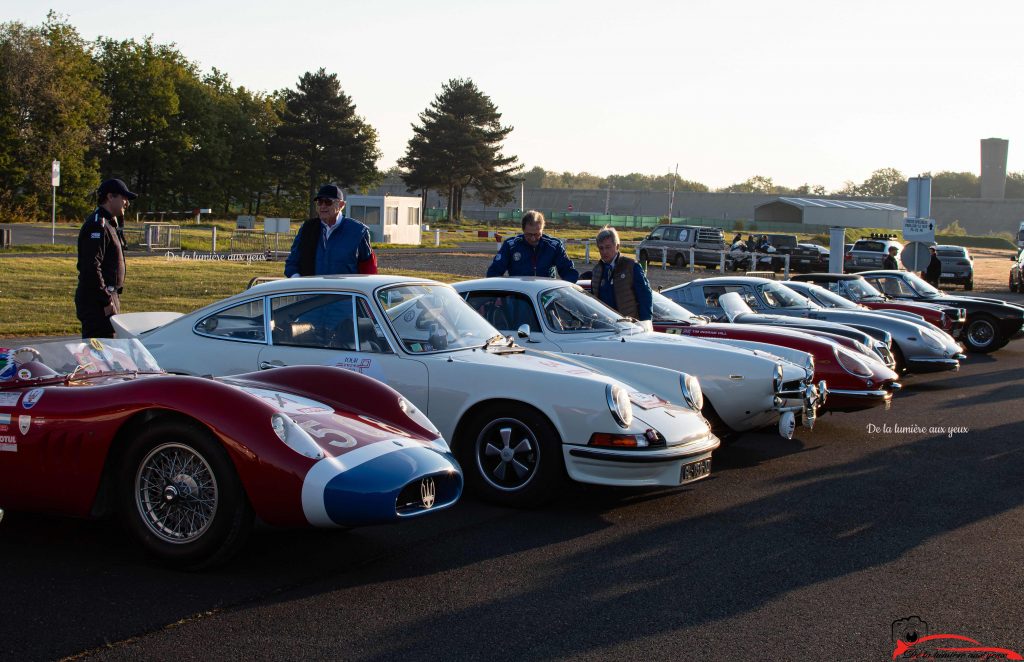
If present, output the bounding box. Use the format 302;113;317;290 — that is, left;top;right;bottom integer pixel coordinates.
773;363;784;393
834;346;873;378
270;413;325;459
681;373;704;412
919;327;947;350
606;384;633;428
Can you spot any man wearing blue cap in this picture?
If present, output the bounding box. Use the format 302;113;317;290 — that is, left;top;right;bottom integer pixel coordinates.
76;178;135;338
284;184;378;277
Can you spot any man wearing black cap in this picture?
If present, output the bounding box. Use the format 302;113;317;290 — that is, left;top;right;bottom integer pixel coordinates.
284;184;378;277
75;178;135;338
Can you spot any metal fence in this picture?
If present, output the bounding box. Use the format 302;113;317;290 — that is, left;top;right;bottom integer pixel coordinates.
228;229;271;255
122;223;181;250
425;208;831;235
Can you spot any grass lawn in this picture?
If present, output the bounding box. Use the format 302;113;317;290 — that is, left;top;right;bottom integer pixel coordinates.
0;255;459;338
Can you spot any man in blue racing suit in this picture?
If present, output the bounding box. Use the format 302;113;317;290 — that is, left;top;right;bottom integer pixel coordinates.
486;210;578;282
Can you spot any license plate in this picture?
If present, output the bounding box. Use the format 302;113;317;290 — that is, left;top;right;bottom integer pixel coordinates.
680;458;712;484
941;272;955;277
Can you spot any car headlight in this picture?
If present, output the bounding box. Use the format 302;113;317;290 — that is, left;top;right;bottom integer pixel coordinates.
803;354;815;379
399;397;441;437
918;326;946;350
834;346;874;378
680;373;704;412
271;413;325;459
606;384;633;428
772;363;784;393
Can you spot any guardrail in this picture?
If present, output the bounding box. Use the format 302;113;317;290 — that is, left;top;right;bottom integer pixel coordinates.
563;239;790;277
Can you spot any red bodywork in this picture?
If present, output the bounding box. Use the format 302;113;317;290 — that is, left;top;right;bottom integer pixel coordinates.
0;365;438;527
854;299;955;333
654;321;899;412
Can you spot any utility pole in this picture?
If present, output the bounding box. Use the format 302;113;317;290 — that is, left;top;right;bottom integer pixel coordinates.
667;163;678;222
604;185;612;214
51;160;60;244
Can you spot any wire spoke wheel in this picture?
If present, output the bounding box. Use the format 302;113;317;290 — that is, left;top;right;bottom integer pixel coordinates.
135;442;218;544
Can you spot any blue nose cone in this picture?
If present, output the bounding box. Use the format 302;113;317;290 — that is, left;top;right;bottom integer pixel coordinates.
322;446;462;526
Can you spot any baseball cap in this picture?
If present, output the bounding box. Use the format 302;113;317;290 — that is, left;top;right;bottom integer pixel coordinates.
98;178;137;200
314;184;344;201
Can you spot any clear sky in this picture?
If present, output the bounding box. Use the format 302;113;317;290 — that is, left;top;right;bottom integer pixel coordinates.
3;0;1021;190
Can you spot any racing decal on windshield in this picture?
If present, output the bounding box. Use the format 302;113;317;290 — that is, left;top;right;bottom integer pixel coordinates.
21;388;44;409
18;415;30;434
0;393;19;407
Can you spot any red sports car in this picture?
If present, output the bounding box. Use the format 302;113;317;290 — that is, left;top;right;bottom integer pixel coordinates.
0;339;462;568
651;292;900;412
789;273;966;335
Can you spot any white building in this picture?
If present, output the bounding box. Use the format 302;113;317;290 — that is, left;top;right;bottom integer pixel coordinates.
346;195;422;245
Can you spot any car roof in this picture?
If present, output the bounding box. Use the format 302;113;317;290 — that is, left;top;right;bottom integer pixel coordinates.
791;273;859;281
934;245;967;251
246;274;436;296
455;276;575;294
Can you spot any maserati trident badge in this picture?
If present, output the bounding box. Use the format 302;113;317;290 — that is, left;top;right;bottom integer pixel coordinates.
420;477;436;509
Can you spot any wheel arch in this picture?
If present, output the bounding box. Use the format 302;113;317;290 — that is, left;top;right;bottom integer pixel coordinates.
451;398;562;454
90;409;232;518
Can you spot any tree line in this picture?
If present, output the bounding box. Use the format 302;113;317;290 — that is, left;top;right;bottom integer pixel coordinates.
0;14;518;223
516;167;1024;199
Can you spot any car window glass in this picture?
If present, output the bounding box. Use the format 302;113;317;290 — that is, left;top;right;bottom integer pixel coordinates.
377;284;498;354
465;291;540;332
355;298;393;353
539;286;620;332
195;299;266;342
701;285;745;307
270;293;354;349
867;276;912;297
649;227;663;239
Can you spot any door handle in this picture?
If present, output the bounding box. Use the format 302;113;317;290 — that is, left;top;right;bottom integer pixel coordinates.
259;360;285;370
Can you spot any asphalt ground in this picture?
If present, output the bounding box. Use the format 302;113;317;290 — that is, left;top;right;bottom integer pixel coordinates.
1;329;1023;661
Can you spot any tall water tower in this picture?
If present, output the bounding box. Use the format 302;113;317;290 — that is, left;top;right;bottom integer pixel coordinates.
980;137;1008;199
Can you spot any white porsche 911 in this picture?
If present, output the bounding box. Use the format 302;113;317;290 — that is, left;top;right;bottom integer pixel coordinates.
113;275;720;507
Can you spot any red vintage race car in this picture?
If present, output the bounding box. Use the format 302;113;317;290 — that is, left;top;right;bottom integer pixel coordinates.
650;292;899;412
0;339;462;568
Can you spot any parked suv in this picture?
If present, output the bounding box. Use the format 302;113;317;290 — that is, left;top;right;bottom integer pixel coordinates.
760;233;799;271
933;245;974;290
1010;250;1024;292
638;225;725;269
845;236;903;273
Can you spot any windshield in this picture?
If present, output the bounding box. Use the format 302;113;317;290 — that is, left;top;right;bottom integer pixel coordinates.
376;283;500;353
900;272;942;297
758;282;818;309
798;283;860;309
0;338;162;384
843;278;885;301
540;285;633;333
652;292;705;324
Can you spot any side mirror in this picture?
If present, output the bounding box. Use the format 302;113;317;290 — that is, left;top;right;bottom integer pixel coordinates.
517;324;531;339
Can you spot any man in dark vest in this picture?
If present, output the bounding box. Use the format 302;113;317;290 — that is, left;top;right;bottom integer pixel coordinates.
590;226;653;331
284;184;378;277
75;178;134;338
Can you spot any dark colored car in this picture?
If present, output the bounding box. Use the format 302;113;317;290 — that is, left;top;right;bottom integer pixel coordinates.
790;243;830;273
1011;250;1024;292
933;245;974;290
637;225;726;269
860;270;1024;353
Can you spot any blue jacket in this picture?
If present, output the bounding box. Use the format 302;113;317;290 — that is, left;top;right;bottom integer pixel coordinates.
486;234;578;282
284;217;374;276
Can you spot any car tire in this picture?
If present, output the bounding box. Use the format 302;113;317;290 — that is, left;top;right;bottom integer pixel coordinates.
964;279;973;291
457;405;564;507
962;314;1001;353
701;401;738;444
118;419;254;569
673;253;687;269
1010;276;1018;293
891;344;908;375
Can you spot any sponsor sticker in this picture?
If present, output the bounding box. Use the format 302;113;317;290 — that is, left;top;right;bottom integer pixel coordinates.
513;251;521;261
90;232;101;239
89;338;105;352
21;388;44;409
0;434;16;452
17;369;31;380
0;349;16;380
0;392;21;407
0;414;9;425
18;415;30;434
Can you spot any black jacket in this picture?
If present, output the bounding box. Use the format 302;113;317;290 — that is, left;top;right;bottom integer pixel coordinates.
76;207;125;305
